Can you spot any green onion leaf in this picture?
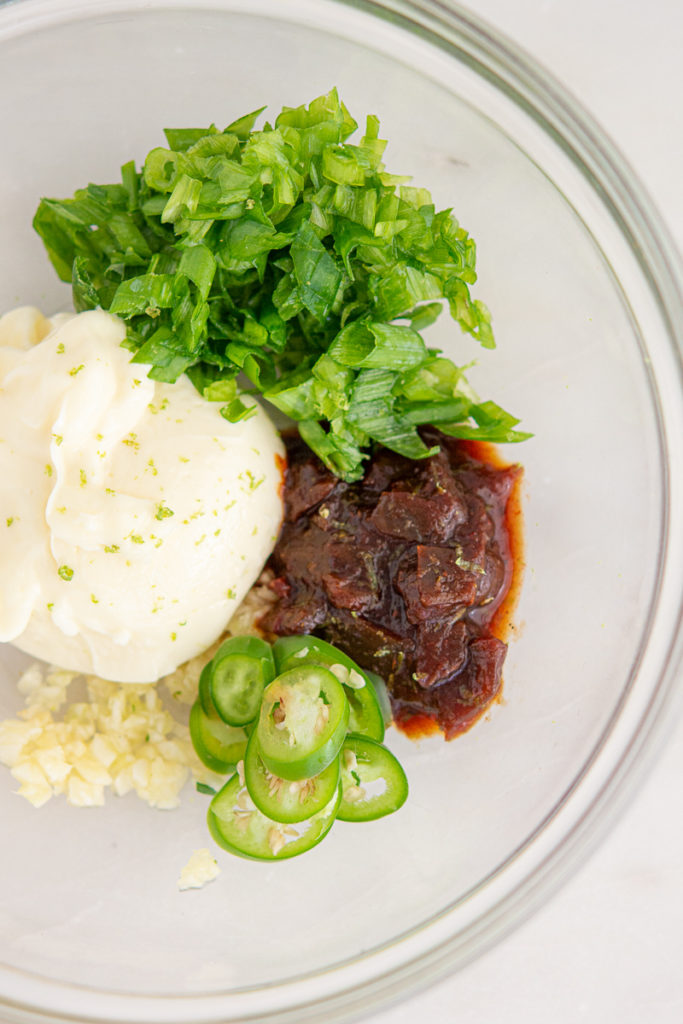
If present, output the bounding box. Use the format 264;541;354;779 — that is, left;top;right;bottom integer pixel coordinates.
196;781;217;796
329;321;427;371
290;222;344;321
33;89;529;482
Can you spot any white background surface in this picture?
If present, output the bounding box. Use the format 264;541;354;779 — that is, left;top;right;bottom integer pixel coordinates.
370;2;683;1023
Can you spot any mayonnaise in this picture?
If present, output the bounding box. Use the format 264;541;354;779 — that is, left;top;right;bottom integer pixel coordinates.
0;307;284;682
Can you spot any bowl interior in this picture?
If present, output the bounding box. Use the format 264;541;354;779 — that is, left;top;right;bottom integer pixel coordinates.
0;0;670;1013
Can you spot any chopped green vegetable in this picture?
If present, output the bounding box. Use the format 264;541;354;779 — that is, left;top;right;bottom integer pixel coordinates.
337;735;408;822
196;781;217;796
189;701;249;774
208;772;342;861
257;665;349;781
208;635;276;727
189;634;408;860
244;730;341;824
273;634;385;741
34;88;529;480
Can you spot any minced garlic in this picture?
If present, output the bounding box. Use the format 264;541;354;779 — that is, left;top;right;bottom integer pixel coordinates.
0;663;217;809
177;848;221;891
0;571;276;811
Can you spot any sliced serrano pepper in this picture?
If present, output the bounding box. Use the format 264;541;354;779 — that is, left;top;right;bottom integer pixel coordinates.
256;664;348;781
338;734;408;822
272;635;385;741
189;701;248;774
209;635;275;727
208;772;341;860
244;730;340;823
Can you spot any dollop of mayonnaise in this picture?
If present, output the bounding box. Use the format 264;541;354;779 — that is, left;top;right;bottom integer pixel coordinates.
0;307;284;682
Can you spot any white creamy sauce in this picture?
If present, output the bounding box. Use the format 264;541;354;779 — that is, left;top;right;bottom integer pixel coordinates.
0;307;284;682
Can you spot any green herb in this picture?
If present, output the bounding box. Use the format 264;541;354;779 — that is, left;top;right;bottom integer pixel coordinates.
58;565;74;581
33;89;529;481
195;781;217;796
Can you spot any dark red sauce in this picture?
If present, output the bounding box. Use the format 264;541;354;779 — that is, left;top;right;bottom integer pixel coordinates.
262;430;523;740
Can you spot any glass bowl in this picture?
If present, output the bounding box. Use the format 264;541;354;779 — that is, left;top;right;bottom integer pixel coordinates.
0;1;681;1022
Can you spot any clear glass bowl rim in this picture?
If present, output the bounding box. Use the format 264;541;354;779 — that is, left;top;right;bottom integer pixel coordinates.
0;0;682;1021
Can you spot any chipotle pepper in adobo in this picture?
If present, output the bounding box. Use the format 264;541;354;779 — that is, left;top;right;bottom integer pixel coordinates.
262;429;522;740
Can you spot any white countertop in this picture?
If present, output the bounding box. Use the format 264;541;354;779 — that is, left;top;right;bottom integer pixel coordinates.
370;2;683;1022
